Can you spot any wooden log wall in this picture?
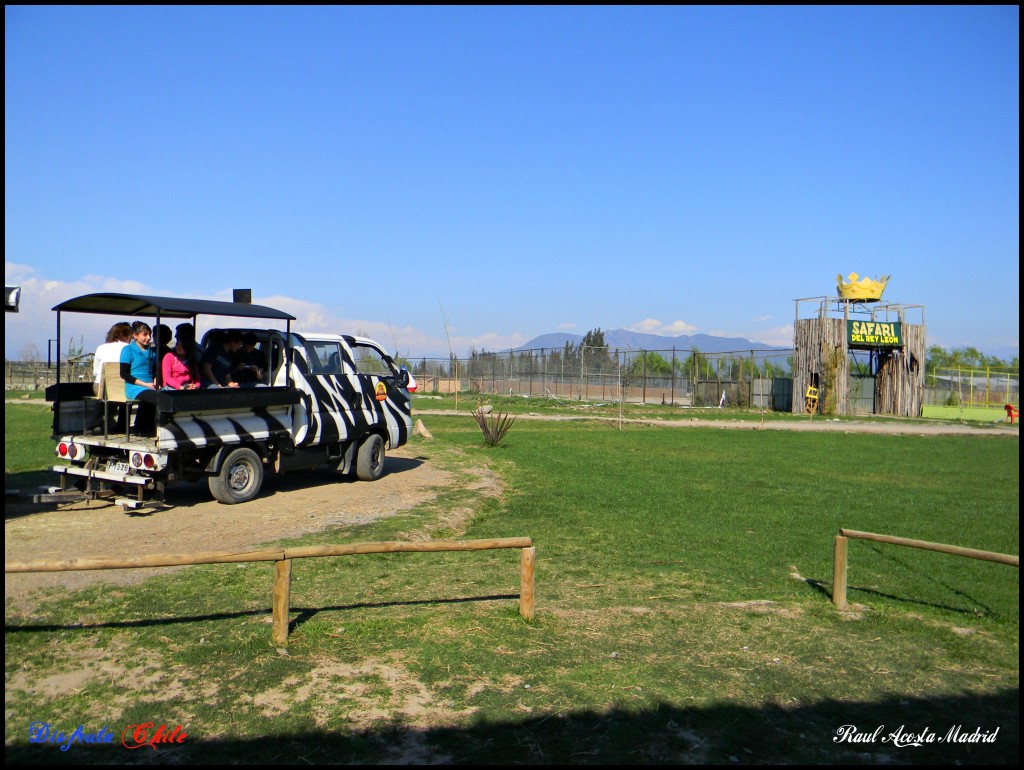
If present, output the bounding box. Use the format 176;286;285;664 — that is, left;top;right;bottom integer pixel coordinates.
875;322;926;417
792;318;850;414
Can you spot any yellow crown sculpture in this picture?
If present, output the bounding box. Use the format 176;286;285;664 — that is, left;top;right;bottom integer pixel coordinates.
836;272;890;301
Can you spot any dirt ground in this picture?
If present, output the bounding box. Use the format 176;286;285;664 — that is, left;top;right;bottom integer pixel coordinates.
3;444;482;612
4;409;1016;611
429;408;1020;436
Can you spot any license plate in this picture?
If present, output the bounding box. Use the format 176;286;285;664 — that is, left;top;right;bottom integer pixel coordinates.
108;461;131;475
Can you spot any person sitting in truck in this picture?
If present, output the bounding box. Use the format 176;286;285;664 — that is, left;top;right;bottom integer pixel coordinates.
176;322;204;360
162;334;201;390
120;321;158;432
200;330;243;388
233;332;265;386
153;324;175;375
120;322;157;397
92;321;132;395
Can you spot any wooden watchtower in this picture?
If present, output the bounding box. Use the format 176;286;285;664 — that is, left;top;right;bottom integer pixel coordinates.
792;276;926;416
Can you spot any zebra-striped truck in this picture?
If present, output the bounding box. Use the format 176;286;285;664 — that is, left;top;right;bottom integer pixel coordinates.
40;293;413;510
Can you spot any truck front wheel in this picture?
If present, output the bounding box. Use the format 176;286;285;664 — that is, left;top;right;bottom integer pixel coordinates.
209;447;265;504
356;434;385;481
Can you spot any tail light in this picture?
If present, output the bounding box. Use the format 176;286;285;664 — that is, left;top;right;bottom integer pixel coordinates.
131;452;158;470
57;442;80;459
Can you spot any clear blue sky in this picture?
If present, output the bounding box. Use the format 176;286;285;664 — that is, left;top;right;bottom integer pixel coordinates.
5;6;1019;359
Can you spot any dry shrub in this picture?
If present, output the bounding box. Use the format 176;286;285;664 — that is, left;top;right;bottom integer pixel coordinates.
472;405;516;447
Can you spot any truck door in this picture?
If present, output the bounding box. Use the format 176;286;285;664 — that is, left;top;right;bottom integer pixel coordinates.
349;341;410;448
294;339;358;447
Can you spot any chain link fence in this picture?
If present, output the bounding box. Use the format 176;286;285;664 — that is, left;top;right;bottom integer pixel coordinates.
926;367;1019;409
9;351;1016;414
407;347;795;410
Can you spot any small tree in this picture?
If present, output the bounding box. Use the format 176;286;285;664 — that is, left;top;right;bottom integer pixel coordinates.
821;346;845;415
20;342;41;362
580;328;614;373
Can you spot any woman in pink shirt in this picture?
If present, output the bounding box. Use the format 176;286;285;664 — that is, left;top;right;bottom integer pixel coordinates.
162;336;200;390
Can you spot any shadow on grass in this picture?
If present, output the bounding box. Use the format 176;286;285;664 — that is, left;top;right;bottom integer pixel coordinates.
4;594;520;635
798;570;1001;620
5;689;1017;764
842;542;1011;619
4;472;61;521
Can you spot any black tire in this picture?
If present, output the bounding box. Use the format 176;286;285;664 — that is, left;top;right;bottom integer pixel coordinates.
355;434;385;481
209;447;264;504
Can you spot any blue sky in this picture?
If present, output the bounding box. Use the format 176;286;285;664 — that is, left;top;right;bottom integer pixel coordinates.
5;6;1019;360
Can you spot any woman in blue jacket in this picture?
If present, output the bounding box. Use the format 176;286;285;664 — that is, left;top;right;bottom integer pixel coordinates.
119;321;157;433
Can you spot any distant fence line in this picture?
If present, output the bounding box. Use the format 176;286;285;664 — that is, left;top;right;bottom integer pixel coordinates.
8;349;1017;415
408;347;795;409
404;348;1018;413
5;360;91;390
5;349;794;408
926;366;1020;409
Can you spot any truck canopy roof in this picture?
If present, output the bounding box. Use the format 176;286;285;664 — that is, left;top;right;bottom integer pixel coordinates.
53;293;296;321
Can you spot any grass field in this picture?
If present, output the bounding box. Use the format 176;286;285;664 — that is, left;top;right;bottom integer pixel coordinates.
4;399;60;492
4;403;1019;764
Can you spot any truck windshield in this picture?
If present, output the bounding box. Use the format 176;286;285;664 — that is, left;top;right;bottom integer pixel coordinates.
351;343;394;378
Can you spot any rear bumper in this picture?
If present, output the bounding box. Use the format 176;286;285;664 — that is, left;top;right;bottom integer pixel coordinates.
52;464;156;488
33;465;157;507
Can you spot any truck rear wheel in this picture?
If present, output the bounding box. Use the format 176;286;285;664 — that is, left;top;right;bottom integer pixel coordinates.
209;447;264;504
356;434;385;481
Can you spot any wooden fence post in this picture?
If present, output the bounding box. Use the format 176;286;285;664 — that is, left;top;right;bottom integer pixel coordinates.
520;546;536;621
833;535;848;610
273;558;292;644
7;537;535;644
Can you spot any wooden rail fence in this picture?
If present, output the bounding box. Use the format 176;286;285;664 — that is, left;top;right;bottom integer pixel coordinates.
832;528;1018;610
6;537;536;644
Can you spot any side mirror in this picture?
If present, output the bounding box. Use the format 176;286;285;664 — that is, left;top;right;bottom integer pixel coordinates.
396;367;410;389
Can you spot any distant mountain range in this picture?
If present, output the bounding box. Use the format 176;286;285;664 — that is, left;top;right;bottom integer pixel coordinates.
517;329;788;355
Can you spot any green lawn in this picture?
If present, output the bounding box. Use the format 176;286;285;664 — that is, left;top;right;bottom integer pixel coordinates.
4;405;1019;764
4;401;59;492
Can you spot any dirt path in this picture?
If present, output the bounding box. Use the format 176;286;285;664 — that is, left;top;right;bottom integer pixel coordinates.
4;445;463;611
425;408;1019;436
